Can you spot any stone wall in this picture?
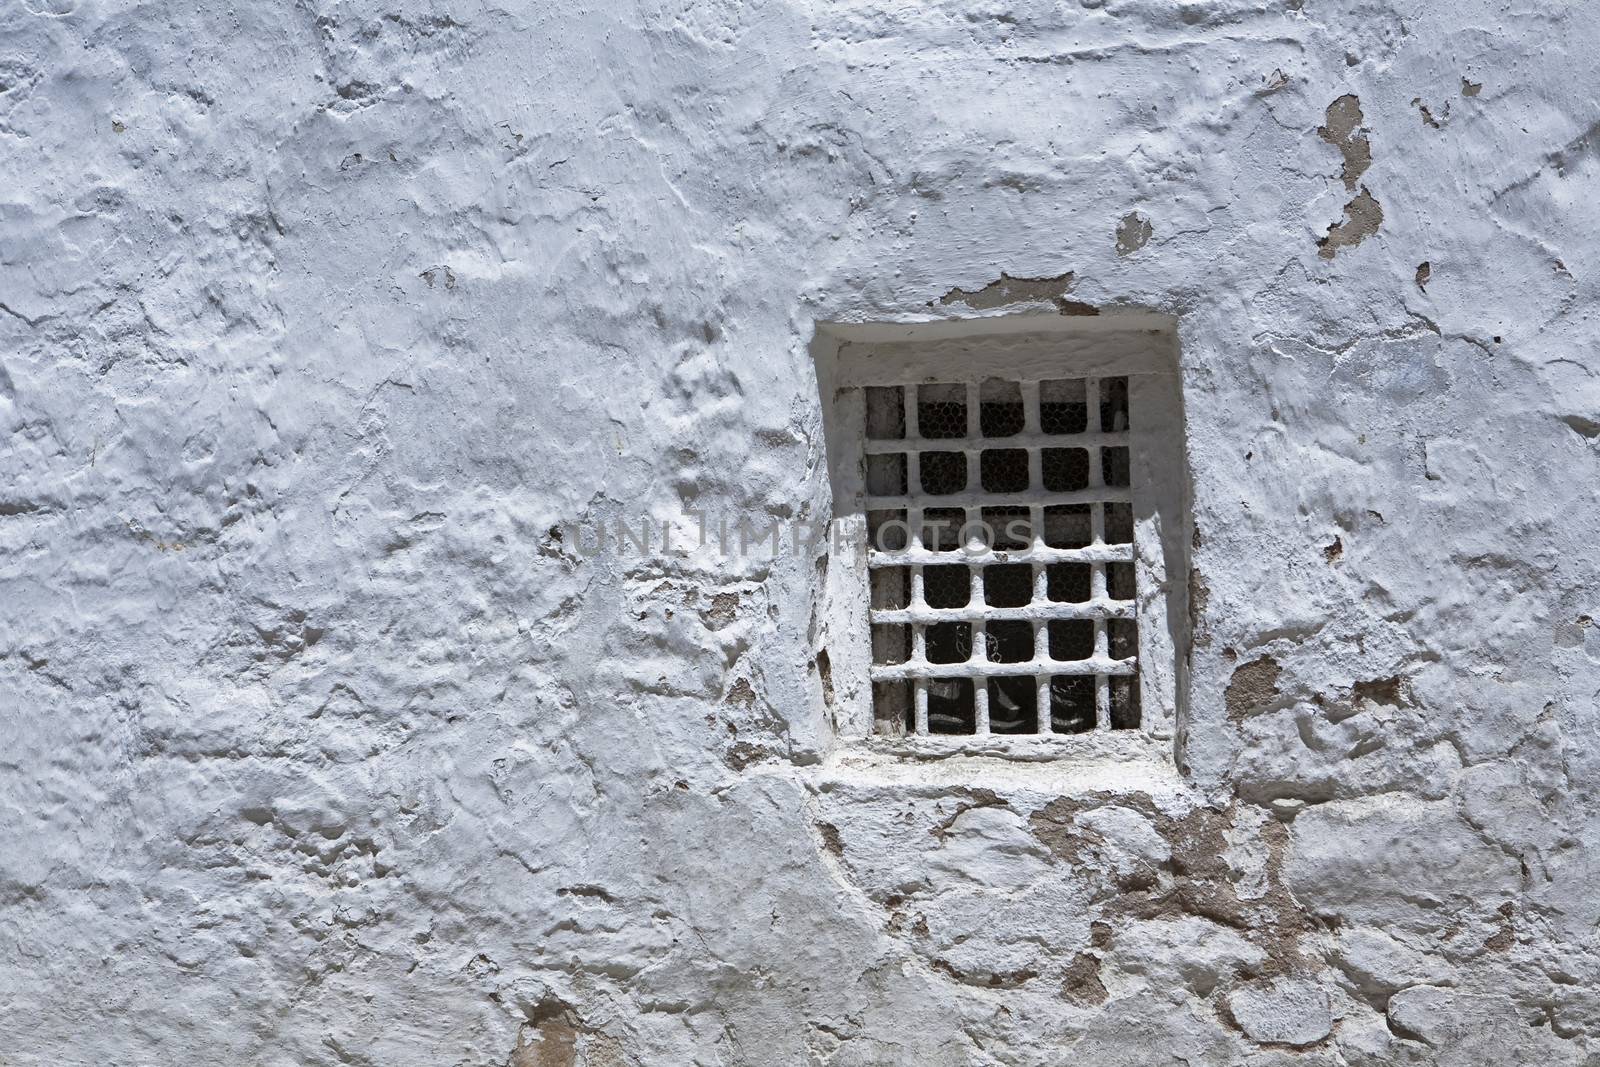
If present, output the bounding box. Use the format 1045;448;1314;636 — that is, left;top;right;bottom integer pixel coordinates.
2;0;1599;1063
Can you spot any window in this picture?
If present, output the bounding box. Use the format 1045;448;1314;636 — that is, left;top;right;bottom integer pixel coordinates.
813;316;1189;753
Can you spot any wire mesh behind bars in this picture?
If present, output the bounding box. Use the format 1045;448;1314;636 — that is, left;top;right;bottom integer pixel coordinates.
864;376;1141;737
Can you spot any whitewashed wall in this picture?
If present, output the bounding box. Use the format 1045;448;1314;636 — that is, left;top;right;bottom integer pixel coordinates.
3;0;1599;1063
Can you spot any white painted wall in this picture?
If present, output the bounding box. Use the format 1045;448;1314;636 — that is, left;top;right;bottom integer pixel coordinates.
3;0;1599;1063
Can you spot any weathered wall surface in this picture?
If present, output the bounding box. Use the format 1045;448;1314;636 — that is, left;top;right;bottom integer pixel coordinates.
3;0;1599;1063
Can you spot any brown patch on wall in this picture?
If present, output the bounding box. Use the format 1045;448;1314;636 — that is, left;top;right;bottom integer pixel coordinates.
556;884;617;903
1226;657;1282;722
1351;675;1405;707
703;591;740;630
1029;797;1104;869
724;677;756;708
723;740;773;771
510;1001;580;1067
939;271;1084;313
1317;94;1371;190
1484;901;1515;951
1116;212;1153;256
420;264;457;289
932;957;1037;989
1189;567;1211;648
1416;261;1431;291
1410;97;1445;128
1323;536;1343;562
1317;188;1383;259
930;787;1007;842
1061;952;1108;1005
816;821;844;857
881;892;931;938
1560;415;1600;439
815;649;835;708
1029;796;1315;974
1462;77;1482;97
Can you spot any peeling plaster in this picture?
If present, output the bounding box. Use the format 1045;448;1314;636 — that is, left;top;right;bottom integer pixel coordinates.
1116;212;1153;256
1319;187;1385;258
1318;94;1372;191
937;270;1082;312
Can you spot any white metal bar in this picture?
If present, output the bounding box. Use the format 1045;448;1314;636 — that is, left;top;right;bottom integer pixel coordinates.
1095;657;1111;729
906;453;923;529
907;383;928;735
1023;379;1051;735
906;430;926;731
1021;381;1042;438
864;430;1130;454
969;553;988;735
960;384;985;732
1086;376;1110;731
868;543;1132;568
964;381;982;503
870;600;1133;624
871;656;1136;681
865;486;1132;509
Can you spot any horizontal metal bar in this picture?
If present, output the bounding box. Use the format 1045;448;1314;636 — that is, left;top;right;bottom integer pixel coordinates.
870;600;1133;624
868;544;1133;567
864;430;1130;454
870;657;1136;680
866;486;1132;509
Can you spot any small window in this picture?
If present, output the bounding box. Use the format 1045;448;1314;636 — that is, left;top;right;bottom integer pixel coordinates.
815;317;1190;751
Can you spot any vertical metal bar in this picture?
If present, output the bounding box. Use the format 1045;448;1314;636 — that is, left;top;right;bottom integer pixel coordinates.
970;562;988;735
1023;380;1049;734
965;380;981;496
906;384;930;736
1086;376;1109;730
910;456;927;729
1093;638;1110;729
910;564;926;632
1032;539;1048;739
907;453;922;529
963;379;987;735
972;672;990;735
908;435;925;737
911;565;928;736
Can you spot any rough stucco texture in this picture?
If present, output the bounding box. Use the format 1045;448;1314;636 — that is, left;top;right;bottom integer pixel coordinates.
3;0;1600;1064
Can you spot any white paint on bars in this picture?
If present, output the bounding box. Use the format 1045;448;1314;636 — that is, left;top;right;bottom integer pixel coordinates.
861;377;1138;732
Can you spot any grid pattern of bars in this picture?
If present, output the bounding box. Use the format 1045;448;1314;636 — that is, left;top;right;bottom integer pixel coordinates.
864;377;1141;737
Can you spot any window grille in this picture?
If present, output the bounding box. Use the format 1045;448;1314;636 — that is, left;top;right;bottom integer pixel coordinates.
863;376;1141;736
813;317;1189;753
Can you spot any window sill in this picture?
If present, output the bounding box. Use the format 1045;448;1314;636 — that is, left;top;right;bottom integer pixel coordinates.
812;734;1184;795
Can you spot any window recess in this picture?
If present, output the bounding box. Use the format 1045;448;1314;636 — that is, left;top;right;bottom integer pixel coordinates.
814;316;1190;755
